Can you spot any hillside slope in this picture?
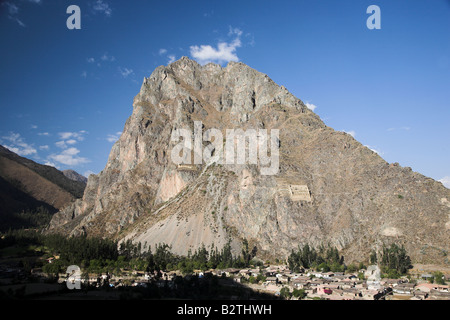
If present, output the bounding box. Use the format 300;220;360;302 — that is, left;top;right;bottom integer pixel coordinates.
0;145;86;229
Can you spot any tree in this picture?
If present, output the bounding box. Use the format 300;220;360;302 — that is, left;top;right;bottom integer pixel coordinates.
347;263;357;273
433;272;446;285
292;288;307;299
370;250;377;264
318;262;330;272
288;243;345;272
280;287;291;300
380;243;412;275
256;274;266;283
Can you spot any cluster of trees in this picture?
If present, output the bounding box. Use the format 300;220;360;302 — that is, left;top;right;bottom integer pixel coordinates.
280;287;307;300
370;243;412;277
46;239;257;276
240;273;267;285
429;271;446;285
0;206;54;232
288;243;413;278
43;234;118;263
287;244;345;273
141;240;257;274
0;229;415;280
0;230;257;276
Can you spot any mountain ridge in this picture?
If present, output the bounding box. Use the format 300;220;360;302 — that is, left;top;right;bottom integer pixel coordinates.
0;144;86;229
63;169;88;184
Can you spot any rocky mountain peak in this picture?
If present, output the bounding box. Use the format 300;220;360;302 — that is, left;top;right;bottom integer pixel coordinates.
48;58;450;265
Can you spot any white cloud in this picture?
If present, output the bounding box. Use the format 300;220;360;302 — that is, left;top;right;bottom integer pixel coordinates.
13;17;26;27
55;131;86;150
31;124;38;129
4;2;19;15
3;2;26;27
1;132;37;156
44;160;57;168
38;132;50;136
3;1;40;27
49;147;90;166
228;27;243;37
168;55;176;64
101;53;115;62
190;27;243;65
55;141;67;149
438;176;450;189
203;10;214;18
106;131;122;143
92;0;112;16
387;126;411;132
81;71;87;78
159;48;177;65
87;57;95;63
305;103;317;112
39;145;49;151
365;145;382;155
84;170;96;178
118;67;133;78
66;139;77;145
58;131;86;141
342;130;356;138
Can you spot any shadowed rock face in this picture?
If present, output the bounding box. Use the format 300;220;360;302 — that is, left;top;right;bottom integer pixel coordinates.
48;57;450;264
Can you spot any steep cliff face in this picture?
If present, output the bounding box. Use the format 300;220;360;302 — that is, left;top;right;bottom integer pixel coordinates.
48;57;450;264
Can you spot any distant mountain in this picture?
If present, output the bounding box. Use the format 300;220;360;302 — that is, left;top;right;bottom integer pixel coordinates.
63;170;88;184
0;145;86;230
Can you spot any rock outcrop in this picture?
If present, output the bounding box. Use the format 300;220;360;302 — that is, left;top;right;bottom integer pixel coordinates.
48;57;450;264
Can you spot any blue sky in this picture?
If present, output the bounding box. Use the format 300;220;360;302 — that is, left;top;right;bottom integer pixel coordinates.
0;0;449;187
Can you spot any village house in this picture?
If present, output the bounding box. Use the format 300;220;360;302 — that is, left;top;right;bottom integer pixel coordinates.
361;289;381;300
317;285;335;295
415;283;449;293
393;283;415;295
276;274;290;284
342;288;362;298
250;268;260;277
219;268;240;277
381;278;402;287
290;276;310;289
309;279;325;287
412;291;428;300
420;273;434;281
239;269;251;278
427;290;450;300
308;271;326;278
324;283;341;290
264;276;278;285
304;287;317;295
339;280;356;289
